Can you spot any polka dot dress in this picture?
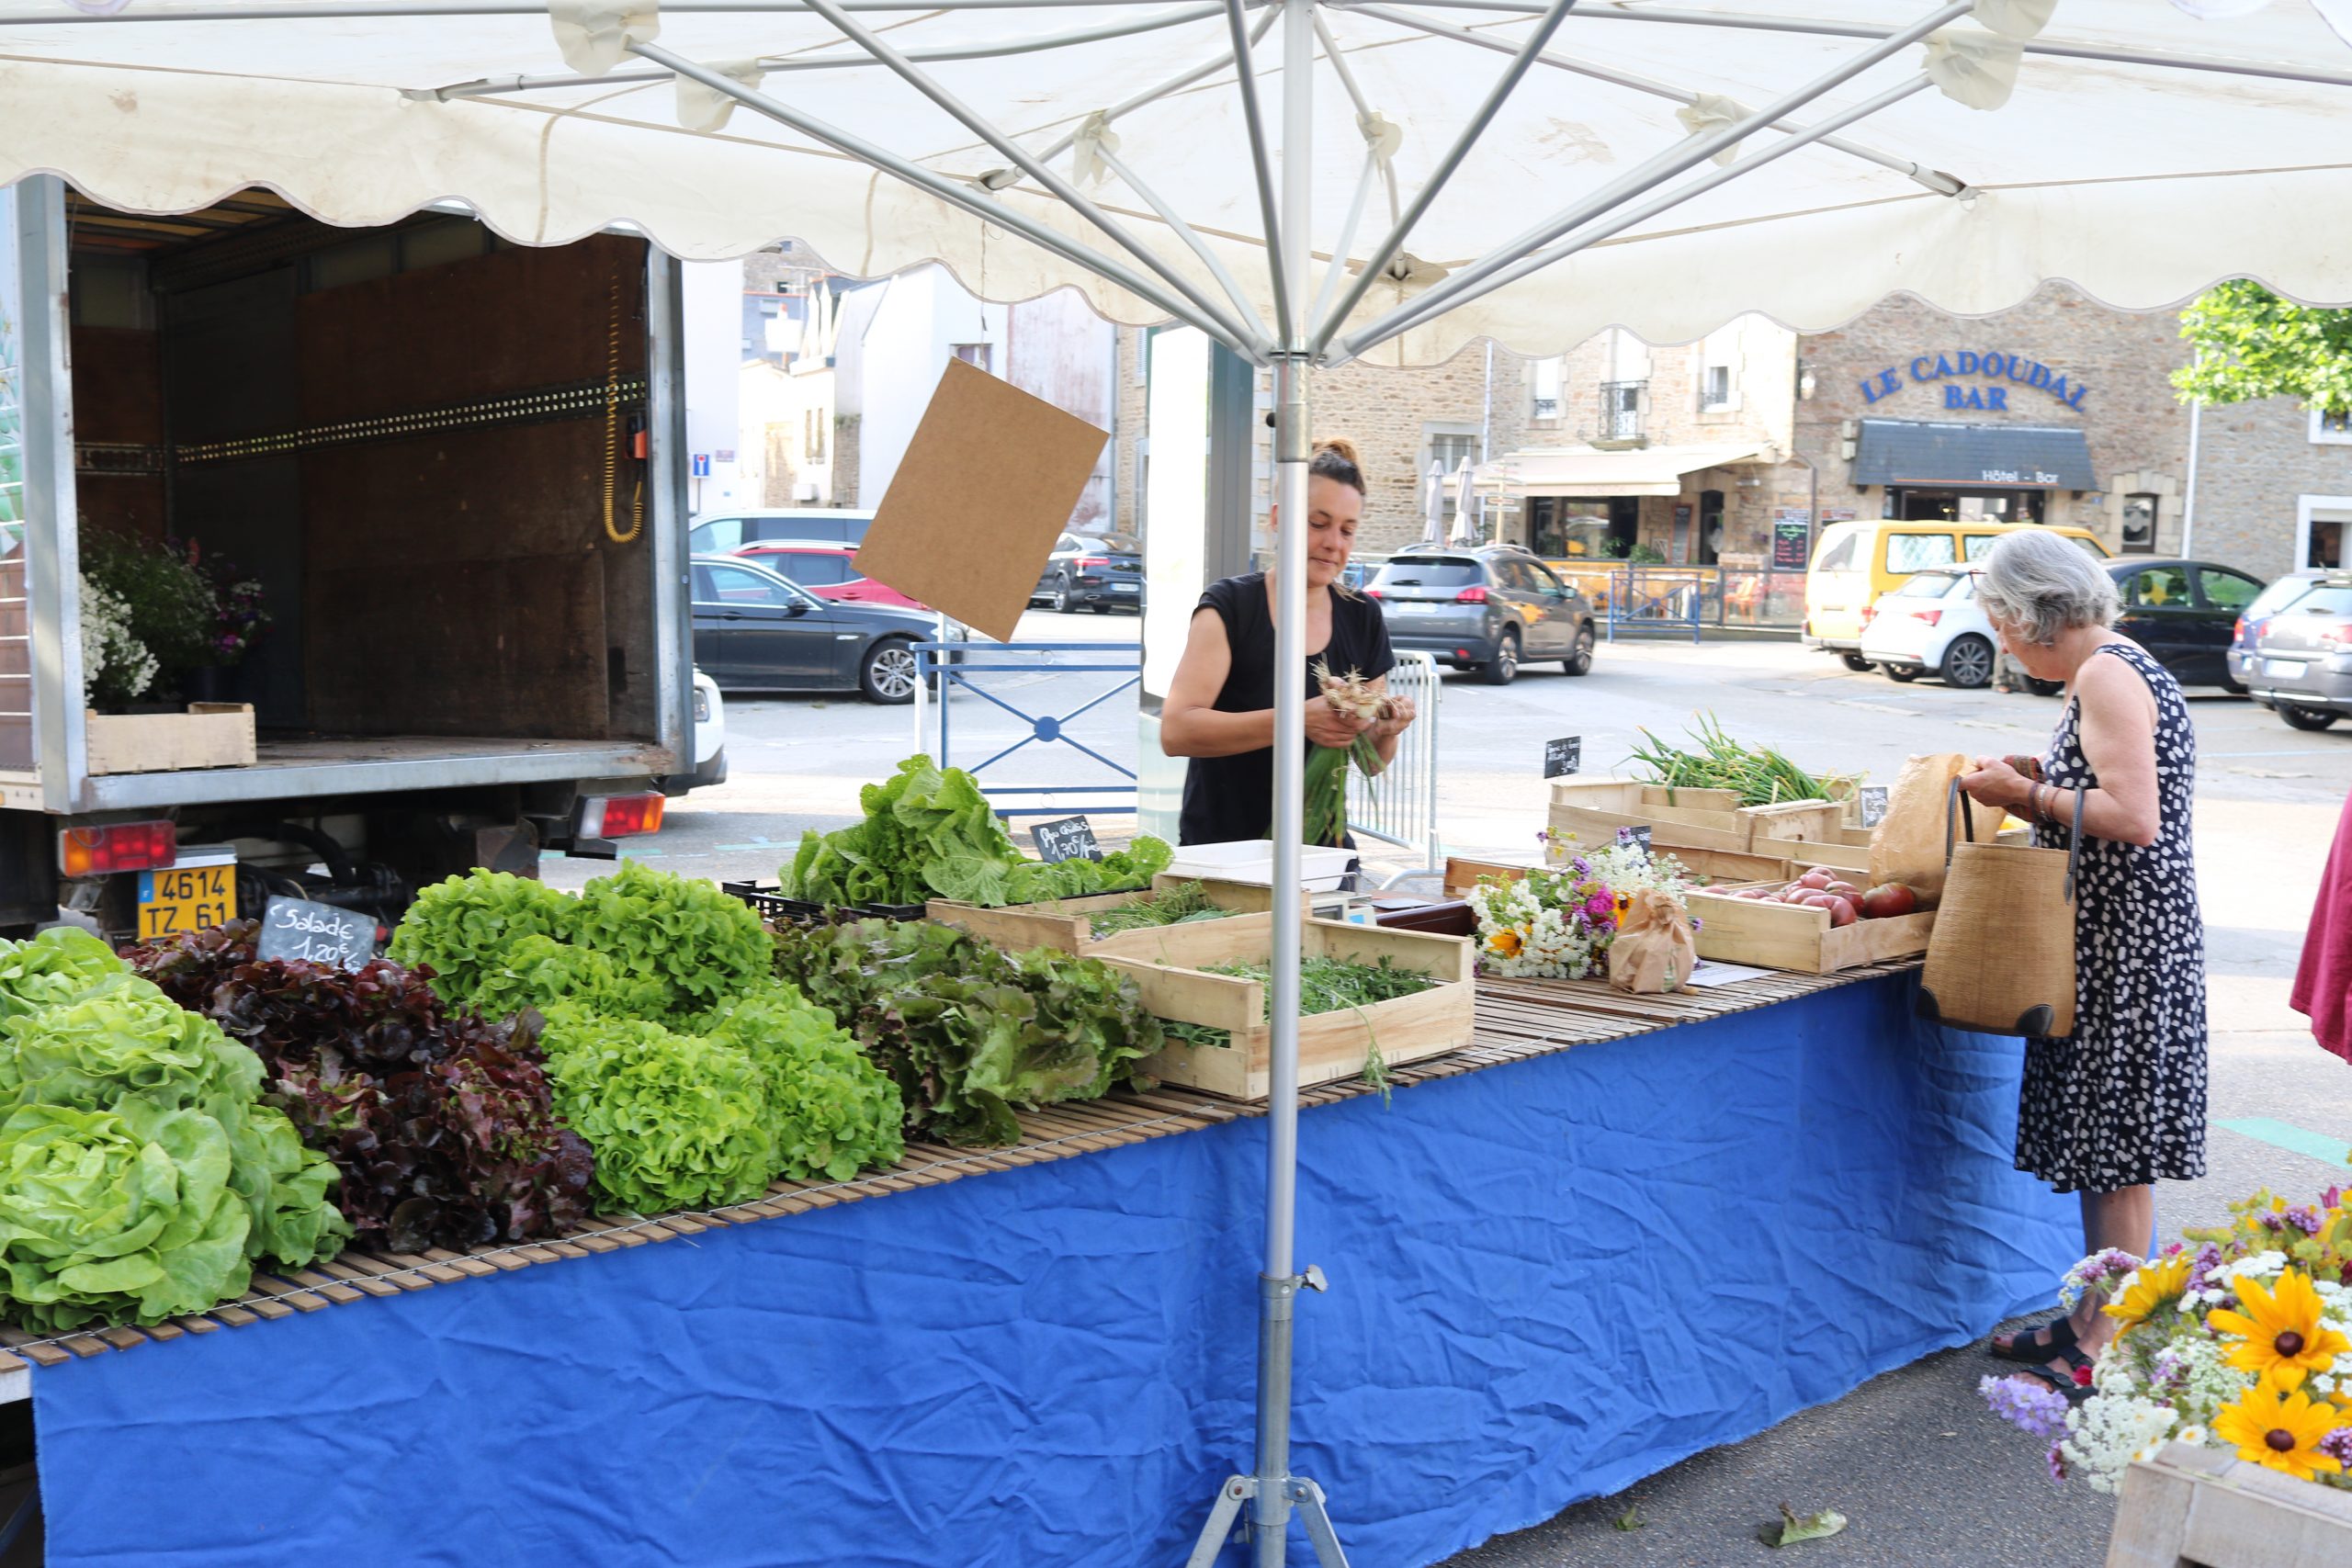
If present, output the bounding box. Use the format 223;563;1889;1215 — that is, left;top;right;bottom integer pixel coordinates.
2015;640;2208;1195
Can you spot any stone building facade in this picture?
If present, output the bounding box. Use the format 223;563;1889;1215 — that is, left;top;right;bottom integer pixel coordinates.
2188;398;2352;580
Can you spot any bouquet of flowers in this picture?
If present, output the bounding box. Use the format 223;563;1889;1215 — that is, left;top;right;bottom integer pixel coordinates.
1981;1185;2352;1494
1465;834;1691;980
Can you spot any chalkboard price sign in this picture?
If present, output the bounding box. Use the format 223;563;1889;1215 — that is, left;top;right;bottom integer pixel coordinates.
1615;824;1654;859
255;897;377;973
1032;816;1102;863
1858;786;1891;829
1543;736;1582;779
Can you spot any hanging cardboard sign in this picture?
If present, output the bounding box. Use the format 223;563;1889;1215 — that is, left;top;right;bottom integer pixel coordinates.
854;359;1110;643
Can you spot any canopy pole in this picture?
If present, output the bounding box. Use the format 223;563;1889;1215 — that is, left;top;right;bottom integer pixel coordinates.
1183;3;1347;1564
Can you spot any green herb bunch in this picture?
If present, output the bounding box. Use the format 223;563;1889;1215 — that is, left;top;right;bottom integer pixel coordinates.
1625;714;1851;807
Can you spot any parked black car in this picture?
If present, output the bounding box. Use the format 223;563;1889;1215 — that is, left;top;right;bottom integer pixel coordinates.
1366;544;1596;685
2229;570;2352;731
690;554;956;705
1033;531;1146;613
2106;558;2267;690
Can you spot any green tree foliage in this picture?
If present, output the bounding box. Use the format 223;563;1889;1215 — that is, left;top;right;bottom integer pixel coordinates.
2174;281;2352;415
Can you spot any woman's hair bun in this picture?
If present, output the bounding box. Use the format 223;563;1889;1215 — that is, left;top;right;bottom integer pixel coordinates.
1308;436;1367;494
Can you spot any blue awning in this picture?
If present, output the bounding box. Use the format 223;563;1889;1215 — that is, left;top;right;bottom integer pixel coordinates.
1852;419;2097;490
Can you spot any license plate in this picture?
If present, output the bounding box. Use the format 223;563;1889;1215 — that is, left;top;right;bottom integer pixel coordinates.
1396;602;1436;615
137;862;237;942
2267;658;2308;678
1114;582;1137;592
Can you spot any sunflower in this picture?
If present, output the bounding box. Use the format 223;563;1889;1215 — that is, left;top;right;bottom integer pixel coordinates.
2102;1253;2192;1335
2212;1379;2347;1483
2207;1270;2352;1390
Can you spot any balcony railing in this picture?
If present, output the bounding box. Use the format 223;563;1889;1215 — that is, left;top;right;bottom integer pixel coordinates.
1599;380;1645;442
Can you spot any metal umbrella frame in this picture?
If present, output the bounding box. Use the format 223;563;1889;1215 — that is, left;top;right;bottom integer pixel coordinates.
12;3;2352;1562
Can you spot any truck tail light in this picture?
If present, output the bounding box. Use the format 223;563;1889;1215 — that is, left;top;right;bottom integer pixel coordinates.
578;793;665;840
59;820;177;878
1454;585;1488;604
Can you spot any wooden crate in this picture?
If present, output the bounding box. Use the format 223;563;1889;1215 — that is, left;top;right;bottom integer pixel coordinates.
1443;849;1798;897
927;874;1272;956
1684;883;1935;974
1548;778;1753;854
2106;1441;2352;1568
1098;917;1476;1100
1752;811;1875;874
85;704;256;775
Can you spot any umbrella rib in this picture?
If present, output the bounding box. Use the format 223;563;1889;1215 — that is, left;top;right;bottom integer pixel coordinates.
1345;3;1965;196
1307;143;1388;336
1375;1;2352;93
1224;0;1295;347
426;4;1228;99
792;0;1265;351
1347;73;1936;359
0;0;1191;19
1091;141;1276;348
1334;0;1970;358
628;40;1254;353
1304;0;1579;358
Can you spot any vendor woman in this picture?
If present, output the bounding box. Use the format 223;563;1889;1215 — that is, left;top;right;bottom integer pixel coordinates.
1162;438;1418;846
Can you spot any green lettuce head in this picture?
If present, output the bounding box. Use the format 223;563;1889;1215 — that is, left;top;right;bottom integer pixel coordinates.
0;1101;254;1332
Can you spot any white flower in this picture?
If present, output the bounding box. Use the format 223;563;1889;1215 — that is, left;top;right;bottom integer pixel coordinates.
77;575;155;705
2175;1425;2209;1448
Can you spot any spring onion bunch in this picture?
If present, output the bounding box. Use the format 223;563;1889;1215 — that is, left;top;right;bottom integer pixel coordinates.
1299;660;1391;846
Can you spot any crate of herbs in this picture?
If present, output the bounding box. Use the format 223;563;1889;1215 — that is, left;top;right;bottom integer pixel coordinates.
1094;918;1476;1100
930;875;1272;957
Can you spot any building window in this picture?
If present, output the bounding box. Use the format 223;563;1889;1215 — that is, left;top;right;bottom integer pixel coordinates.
2313;407;2352;446
2120;492;2158;553
1531;356;1563;422
1427;430;1477;523
1600;380;1644;442
1698;326;1741;412
952;343;992;374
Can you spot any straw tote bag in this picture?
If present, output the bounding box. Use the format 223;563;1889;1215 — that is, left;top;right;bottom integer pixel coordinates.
1917;776;2086;1037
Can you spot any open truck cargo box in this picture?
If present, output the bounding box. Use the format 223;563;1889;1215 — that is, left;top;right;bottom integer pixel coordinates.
0;178;689;930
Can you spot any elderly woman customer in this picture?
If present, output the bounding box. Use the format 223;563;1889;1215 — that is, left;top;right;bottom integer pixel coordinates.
1956;530;2208;1400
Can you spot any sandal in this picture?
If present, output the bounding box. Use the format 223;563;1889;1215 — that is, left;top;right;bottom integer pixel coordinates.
2006;1348;2095;1405
1988;1315;2078;1364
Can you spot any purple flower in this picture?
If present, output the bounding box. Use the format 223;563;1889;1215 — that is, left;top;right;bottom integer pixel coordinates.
1980;1374;2072;1439
2324;1185;2342;1210
2184;1242;2224;1295
1584;892;1613;919
2319;1428;2352;1468
2044;1440;2068;1486
2283;1204;2324;1236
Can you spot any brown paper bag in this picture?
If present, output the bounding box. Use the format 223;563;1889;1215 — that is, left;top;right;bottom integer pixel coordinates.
1609;889;1696;994
1867;751;1998;903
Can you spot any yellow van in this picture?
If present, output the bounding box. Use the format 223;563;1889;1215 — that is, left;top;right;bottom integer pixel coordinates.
1804;521;2112;667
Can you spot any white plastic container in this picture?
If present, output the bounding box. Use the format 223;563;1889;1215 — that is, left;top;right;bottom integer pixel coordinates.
1164;839;1355;892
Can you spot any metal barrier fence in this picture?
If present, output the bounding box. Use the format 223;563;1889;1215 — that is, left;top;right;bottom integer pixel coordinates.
1605;569;1704;643
1346;650;1443;874
914;640;1140;818
1602;567;1807;641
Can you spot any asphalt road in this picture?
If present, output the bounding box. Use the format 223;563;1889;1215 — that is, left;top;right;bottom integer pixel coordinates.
553;611;2352;1568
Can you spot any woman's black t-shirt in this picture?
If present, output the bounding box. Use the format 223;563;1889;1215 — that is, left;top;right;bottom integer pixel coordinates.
1177;572;1396;847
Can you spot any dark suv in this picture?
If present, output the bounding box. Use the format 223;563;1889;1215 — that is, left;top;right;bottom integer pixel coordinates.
1366;545;1597;684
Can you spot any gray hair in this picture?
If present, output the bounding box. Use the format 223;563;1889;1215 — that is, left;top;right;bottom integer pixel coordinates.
1975;529;2119;645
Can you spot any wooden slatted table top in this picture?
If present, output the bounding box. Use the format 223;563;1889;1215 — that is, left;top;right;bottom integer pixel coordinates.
0;958;1918;1382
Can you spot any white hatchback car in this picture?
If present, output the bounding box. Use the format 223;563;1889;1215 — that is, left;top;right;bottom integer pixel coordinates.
1859;566;2002;690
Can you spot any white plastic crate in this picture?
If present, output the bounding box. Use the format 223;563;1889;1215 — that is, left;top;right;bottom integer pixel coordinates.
1164;840;1355;892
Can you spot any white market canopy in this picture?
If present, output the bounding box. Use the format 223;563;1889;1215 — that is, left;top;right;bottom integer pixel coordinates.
4;1;2352;369
1485;441;1772;496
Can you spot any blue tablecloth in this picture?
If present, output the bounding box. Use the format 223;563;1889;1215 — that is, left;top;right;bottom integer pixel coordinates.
30;971;2078;1567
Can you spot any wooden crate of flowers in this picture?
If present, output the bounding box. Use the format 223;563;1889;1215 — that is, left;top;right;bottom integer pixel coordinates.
927;874;1272;957
1457;838;1693;982
1981;1186;2352;1567
1092;917;1476;1100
